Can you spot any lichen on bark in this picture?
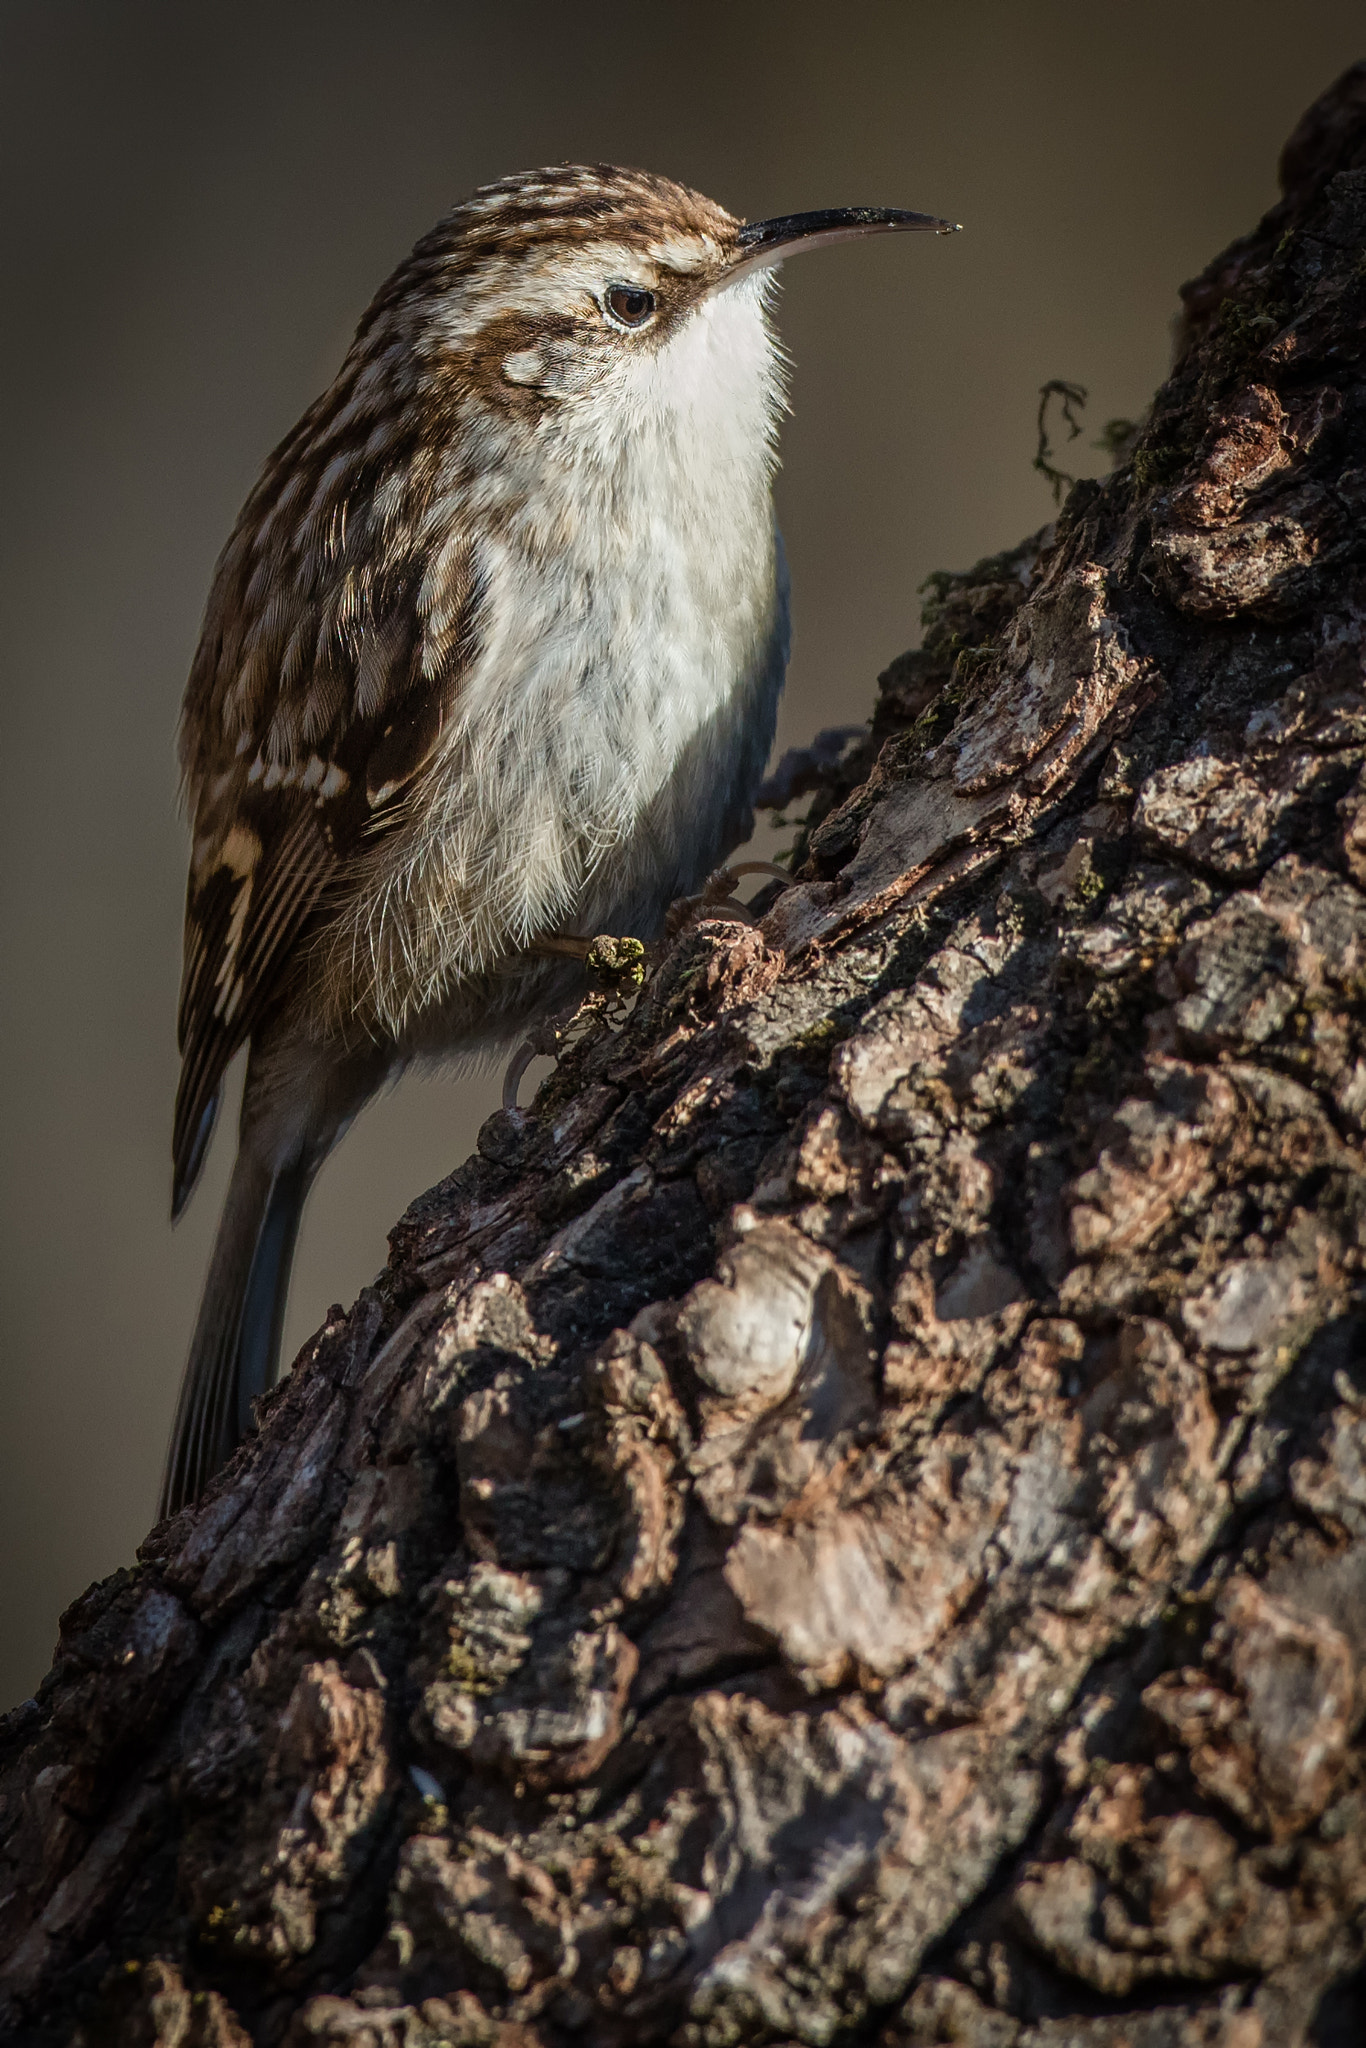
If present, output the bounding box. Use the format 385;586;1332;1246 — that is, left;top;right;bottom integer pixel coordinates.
6;61;1366;2048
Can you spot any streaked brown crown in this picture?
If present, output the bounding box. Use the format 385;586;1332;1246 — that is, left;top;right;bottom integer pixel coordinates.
358;163;740;334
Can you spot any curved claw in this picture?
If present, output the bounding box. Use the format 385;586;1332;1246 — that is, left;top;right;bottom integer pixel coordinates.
502;1040;536;1113
726;861;794;889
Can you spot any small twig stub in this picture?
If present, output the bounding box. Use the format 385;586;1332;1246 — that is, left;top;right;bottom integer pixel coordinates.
1034;377;1089;503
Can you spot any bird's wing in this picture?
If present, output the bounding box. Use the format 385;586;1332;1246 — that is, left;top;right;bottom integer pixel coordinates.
172;521;486;1215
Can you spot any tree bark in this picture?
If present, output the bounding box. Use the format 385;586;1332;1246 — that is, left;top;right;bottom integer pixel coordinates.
7;63;1366;2048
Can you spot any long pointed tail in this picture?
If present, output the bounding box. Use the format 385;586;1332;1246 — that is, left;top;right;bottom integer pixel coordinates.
159;1146;309;1518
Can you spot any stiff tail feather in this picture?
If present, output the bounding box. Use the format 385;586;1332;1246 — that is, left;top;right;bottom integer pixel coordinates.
159;1148;309;1517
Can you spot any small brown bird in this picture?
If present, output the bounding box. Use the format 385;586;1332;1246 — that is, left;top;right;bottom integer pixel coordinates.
164;163;957;1516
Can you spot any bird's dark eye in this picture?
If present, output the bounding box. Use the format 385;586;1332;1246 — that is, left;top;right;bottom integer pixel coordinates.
605;284;656;328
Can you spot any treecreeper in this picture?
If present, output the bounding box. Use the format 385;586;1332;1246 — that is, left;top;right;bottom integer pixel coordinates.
163;164;958;1515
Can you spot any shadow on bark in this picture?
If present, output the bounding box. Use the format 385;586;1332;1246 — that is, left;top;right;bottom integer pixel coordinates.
6;60;1366;2048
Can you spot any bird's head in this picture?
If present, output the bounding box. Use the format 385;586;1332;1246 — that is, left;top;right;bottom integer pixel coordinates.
348;163;958;437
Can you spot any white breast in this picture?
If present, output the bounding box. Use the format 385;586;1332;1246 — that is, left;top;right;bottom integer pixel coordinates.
341;276;789;1036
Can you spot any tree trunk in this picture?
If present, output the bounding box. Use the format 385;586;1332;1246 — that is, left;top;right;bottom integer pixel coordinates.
7;63;1366;2048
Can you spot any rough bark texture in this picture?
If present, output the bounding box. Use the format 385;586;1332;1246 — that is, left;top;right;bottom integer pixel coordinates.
7;65;1366;2048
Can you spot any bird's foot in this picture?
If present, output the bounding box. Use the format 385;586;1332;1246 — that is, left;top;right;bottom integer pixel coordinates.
502;873;789;1107
503;933;650;1109
663;859;794;939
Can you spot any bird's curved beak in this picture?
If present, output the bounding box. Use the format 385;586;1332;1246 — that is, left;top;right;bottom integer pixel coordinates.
719;204;961;292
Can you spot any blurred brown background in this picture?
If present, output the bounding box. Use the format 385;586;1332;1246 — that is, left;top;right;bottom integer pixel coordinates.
2;0;1361;1708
